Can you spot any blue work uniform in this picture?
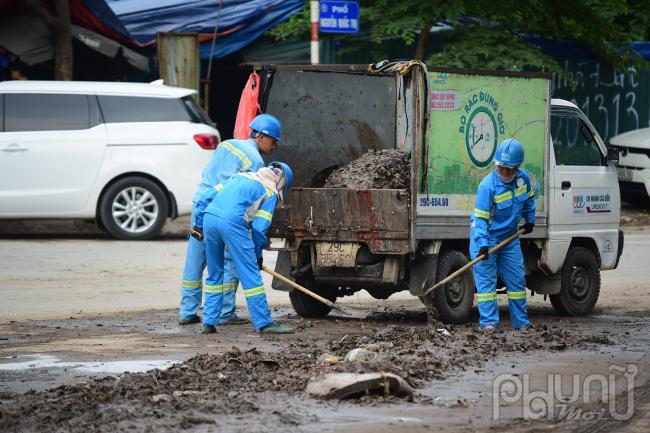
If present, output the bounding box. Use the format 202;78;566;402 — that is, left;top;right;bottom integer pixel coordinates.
195;173;278;329
179;139;264;323
469;168;536;329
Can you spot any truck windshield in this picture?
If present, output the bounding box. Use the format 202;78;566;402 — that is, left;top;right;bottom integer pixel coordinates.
182;96;215;128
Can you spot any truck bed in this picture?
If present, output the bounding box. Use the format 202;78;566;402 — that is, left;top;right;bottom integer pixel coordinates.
270;188;410;254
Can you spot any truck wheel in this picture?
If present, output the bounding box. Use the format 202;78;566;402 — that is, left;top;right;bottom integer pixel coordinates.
289;281;336;318
550;246;600;316
420;250;474;324
99;177;168;240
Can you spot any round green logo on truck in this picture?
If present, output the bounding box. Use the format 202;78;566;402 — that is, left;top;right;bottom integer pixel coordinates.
465;106;498;167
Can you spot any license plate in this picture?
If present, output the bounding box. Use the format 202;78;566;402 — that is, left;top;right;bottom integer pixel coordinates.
315;242;360;268
617;167;633;182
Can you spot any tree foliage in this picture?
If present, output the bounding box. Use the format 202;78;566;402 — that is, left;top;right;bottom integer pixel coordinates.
268;0;649;73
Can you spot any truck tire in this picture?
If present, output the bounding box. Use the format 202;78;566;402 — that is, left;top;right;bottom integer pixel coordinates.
99;176;168;240
550;246;600;316
289;282;336;318
420;250;474;324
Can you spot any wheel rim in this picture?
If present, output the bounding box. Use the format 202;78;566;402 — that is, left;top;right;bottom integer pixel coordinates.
111;186;159;234
445;275;466;308
568;265;590;301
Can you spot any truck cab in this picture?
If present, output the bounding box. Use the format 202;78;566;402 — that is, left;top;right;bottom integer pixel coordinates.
532;99;623;315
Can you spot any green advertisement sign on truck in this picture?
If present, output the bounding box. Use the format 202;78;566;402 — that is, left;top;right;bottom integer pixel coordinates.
419;70;550;215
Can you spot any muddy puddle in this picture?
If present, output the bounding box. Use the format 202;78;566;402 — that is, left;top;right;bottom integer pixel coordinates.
0;313;606;433
0;354;177;375
324;149;410;189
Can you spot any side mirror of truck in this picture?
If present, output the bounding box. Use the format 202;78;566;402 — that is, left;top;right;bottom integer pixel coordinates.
607;147;619;166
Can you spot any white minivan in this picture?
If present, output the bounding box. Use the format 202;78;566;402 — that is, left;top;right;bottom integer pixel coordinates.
608;127;650;200
0;80;220;240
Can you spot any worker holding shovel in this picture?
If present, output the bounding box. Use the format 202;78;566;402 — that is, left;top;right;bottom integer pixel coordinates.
178;114;281;326
470;138;536;331
192;162;295;335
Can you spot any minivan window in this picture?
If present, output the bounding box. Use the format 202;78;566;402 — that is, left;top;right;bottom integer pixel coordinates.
4;93;90;132
551;109;603;166
182;95;215;127
98;95;191;123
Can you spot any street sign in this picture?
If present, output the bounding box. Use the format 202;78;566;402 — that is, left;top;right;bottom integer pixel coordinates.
319;1;359;34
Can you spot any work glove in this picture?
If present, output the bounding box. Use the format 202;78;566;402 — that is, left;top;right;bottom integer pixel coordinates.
257;256;264;270
519;222;535;235
190;226;204;241
479;246;489;260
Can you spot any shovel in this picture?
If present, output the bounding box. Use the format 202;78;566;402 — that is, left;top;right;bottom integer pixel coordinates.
262;266;361;317
422;228;526;298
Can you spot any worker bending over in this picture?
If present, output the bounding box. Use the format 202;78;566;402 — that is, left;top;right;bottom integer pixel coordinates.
178;114;281;326
192;162;295;334
470;138;536;331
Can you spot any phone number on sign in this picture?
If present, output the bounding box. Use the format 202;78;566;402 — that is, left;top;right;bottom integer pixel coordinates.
419;197;449;207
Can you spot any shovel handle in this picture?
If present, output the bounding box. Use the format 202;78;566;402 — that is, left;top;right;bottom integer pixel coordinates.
422;228;526;297
262;265;347;314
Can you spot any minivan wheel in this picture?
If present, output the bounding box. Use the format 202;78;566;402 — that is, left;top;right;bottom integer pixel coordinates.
99;177;168;240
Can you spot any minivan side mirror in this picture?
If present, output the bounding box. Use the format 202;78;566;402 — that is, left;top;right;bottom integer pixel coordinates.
607;147;619;166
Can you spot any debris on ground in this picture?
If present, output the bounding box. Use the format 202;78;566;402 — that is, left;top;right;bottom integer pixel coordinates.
317;353;339;365
324;149;411;189
0;317;602;432
344;348;374;362
306;372;414;399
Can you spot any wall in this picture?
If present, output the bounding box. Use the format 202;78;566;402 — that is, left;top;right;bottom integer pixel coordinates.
552;60;650;142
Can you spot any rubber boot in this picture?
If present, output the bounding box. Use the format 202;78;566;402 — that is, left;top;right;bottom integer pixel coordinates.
179;315;201;326
221;315;250;325
259;322;294;334
202;324;217;334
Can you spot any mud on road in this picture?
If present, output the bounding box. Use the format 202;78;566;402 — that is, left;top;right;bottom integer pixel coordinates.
0;230;649;432
1;304;648;433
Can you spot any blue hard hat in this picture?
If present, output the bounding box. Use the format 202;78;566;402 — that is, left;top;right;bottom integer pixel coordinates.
250;114;282;141
494;138;524;167
269;161;293;197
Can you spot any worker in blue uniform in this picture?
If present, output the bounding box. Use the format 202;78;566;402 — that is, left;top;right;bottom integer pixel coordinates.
178;114;282;326
192;161;295;334
469;138;536;330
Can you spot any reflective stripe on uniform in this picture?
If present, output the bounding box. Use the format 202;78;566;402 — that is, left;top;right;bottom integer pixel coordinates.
244;285;265;298
222;282;238;292
514;185;527;197
477;292;497;303
507;290;527;300
494;191;513;203
221;142;252;170
182;279;202;289
205;284;224;293
528;188;535;197
474;208;491;219
256;209;273;222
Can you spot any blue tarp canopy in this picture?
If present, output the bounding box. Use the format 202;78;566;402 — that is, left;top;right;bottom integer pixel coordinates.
106;0;305;59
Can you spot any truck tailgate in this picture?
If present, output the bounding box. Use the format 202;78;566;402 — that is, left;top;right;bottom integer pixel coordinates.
270;188;410;254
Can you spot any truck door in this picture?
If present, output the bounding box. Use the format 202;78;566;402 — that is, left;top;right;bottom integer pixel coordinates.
548;104;620;269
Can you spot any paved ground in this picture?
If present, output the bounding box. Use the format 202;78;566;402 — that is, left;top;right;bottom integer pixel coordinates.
0;220;649;432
